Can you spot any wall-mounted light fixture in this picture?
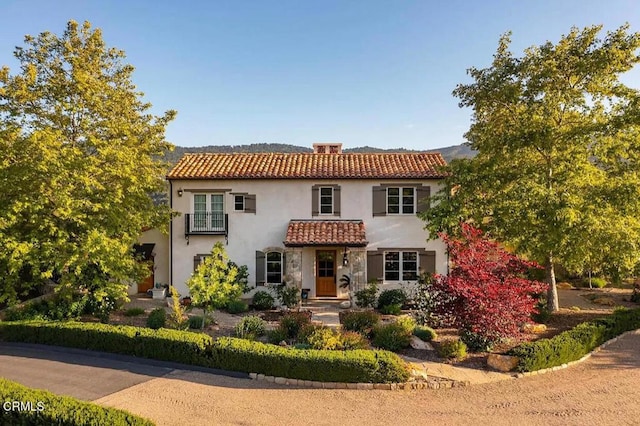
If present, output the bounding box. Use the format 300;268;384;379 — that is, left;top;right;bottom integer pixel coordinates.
177;188;184;197
342;247;349;266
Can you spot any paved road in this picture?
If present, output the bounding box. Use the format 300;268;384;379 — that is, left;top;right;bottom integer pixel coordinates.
3;333;640;425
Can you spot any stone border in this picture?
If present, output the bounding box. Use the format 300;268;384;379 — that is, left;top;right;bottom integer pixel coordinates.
514;329;640;378
248;372;470;390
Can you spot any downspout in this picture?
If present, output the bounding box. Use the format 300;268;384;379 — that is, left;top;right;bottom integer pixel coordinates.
169;179;173;286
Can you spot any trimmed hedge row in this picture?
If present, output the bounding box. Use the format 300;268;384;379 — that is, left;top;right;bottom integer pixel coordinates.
0;321;410;383
0;378;153;426
508;308;640;372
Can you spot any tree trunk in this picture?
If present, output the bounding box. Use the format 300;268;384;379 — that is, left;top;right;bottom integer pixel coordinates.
546;253;559;312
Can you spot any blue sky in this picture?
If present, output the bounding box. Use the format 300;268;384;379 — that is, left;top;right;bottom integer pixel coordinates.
1;1;638;150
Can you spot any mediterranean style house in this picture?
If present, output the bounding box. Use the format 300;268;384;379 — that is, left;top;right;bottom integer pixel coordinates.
136;143;448;301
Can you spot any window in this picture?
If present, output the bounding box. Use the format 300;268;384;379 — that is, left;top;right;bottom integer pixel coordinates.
266;251;282;284
319;187;333;214
384;251;418;281
234;195;245;211
387;187;415;214
193;193;224;231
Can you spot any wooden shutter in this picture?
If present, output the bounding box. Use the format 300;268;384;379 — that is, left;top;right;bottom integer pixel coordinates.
255;251;266;286
419;250;436;274
372;186;386;216
333;186;341;217
366;251;384;282
282;251;287;276
311;186;319;216
245;194;256;213
416;186;431;214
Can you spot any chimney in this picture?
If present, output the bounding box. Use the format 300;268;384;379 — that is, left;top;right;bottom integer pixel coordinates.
313;143;342;154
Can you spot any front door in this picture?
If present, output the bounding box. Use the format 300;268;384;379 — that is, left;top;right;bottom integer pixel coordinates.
138;256;155;293
316;250;337;297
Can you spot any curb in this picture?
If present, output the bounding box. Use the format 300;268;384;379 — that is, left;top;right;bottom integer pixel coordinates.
247;372;470;390
513;329;640;378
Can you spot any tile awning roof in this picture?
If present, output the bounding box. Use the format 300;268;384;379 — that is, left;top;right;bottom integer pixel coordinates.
167;152;447;180
284;220;367;247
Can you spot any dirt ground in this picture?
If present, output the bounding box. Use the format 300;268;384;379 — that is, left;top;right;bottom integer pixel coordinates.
96;329;640;426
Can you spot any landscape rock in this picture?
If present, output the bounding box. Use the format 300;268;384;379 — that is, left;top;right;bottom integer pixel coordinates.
487;354;519;372
410;335;434;350
522;323;547;333
339;300;352;309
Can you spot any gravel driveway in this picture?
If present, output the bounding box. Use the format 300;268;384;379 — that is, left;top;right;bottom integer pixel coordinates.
96;330;640;426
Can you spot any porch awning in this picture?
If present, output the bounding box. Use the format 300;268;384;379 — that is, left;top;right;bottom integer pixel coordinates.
284;220;367;247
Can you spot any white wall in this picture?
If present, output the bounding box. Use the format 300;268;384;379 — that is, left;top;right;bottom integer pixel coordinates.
169;179;447;297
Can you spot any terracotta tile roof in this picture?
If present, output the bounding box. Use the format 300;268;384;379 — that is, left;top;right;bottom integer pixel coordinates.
167;153;447;180
284;220;367;247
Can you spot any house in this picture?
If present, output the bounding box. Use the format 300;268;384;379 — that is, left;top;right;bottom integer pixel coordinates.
138;143;448;300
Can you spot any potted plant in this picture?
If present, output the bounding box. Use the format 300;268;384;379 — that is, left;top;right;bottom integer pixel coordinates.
151;283;167;300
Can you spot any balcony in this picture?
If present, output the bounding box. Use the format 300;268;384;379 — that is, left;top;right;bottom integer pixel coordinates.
185;213;228;238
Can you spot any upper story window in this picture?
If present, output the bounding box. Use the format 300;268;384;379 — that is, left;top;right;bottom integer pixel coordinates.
373;185;428;217
193;193;224;231
319;187;333;214
312;184;341;217
387;187;415;214
234;195;245;211
384;251;418;281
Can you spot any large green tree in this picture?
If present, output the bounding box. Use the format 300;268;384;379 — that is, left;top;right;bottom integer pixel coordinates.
422;25;640;311
0;21;175;304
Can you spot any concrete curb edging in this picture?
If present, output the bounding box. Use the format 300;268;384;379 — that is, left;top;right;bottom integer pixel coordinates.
247;372;470;390
514;329;640;379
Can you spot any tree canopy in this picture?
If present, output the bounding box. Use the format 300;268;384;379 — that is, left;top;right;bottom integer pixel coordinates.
0;21;175;304
422;25;640;310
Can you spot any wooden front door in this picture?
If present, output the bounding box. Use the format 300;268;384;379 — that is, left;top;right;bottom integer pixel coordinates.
316;250;337;297
138;256;155;293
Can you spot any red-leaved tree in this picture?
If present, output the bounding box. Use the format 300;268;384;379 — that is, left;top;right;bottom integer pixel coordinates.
432;223;547;350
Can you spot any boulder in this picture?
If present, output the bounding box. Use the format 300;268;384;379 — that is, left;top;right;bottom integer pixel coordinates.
410;335;434;351
339;300;352;309
522;323;547;333
487;354;519;372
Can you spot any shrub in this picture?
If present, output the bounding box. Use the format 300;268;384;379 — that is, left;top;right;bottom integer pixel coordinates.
267;327;289;344
167;287;188;330
273;284;300;309
124;307;145;317
278;311;312;339
428;224;547;345
208;337;410;383
354;280;378;308
340;331;369;350
372;321;413;352
234;315;267;340
304;326;342;350
377;289;407;309
0;377;154;425
252;291;275;310
508;308;640;372
413;325;437;342
0;321;410;384
588;277;607;289
379;304;402;315
460;329;494;352
340;310;380;336
226;299;249;314
146;308;166;329
188;316;208;330
437;340;467;360
395;316;417;334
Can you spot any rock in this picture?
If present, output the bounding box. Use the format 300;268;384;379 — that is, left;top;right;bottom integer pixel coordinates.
410;335;434;350
487;354;519;372
522;323;547;333
279;340;288;347
339;300;352;309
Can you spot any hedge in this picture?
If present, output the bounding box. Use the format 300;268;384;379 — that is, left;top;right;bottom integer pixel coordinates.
210;337;409;383
0;378;153;426
0;321;410;383
508;308;640;372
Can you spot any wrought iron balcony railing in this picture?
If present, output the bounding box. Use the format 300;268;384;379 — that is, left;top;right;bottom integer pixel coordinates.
185;212;228;236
